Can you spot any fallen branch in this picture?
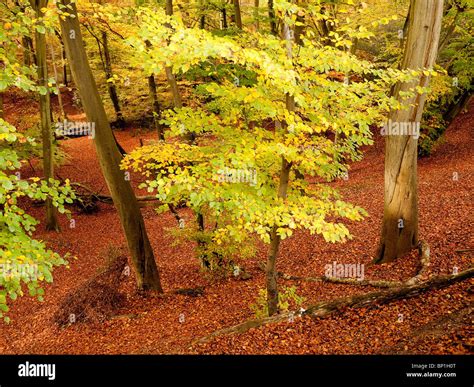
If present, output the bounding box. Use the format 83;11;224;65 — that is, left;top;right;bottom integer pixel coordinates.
257;262;402;288
278;271;402;288
193;267;473;346
69;182;161;207
261;240;431;288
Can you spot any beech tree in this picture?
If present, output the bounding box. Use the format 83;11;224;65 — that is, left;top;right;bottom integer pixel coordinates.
30;0;60;231
375;0;444;263
124;3;415;316
57;0;163;291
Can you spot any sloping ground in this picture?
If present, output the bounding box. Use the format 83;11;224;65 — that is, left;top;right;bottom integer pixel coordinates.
0;96;472;355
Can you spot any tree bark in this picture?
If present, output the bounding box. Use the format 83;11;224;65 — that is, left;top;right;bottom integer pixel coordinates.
233;0;243;29
268;0;277;35
266;21;294;316
58;0;163;292
147;74;164;140
254;0;259;31
164;0;183;110
101;31;125;127
222;6;228;29
376;0;444;264
199;0;206;29
62;45;68;87
50;40;66;120
31;0;60;232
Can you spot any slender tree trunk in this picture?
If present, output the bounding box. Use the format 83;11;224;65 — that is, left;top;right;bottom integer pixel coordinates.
164;0;183;110
443;90;471;125
199;0;206;29
268;0;277;35
222;6;228;29
376;0;444;264
102;31;125;127
58;0;163;291
50;40;66;120
31;0;60;232
233;0;243;29
0;93;4;119
166;0;173;15
254;0;259;31
266;21;295;316
143;39;163;140
148;74;164;140
14;1;36;66
62;45;68;87
22;36;35;67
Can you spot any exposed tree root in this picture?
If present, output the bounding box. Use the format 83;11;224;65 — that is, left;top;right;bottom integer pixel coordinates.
193;266;473;346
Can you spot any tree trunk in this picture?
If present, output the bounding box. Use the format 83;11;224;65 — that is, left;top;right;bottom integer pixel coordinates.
50;40;66;120
22;36;35;67
233;0;243;29
101;31;125;127
31;0;60;232
58;0;163;292
199;0;206;29
268;0;277;35
443;90;471;125
165;0;173;15
376;0;444;264
222;6;228;29
164;0;183;110
254;0;259;31
147;74;164;140
266;22;294;316
62;45;68;87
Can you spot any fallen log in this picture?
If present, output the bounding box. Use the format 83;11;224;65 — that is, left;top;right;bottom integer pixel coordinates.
193;266;473;346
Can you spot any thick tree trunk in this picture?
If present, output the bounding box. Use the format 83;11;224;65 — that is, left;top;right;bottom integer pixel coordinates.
58;0;163;291
101;31;125;127
233;0;243;29
376;0;443;263
31;0;60;232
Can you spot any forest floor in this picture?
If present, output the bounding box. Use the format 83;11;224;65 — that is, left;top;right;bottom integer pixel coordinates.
0;91;472;355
